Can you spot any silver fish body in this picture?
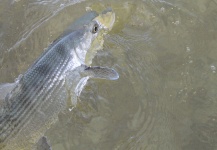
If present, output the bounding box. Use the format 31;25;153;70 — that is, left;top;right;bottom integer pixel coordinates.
0;9;117;150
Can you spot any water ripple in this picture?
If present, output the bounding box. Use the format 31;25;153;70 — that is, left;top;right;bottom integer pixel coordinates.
7;0;85;52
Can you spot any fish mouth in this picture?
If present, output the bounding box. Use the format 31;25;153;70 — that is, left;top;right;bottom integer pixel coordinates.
94;8;115;31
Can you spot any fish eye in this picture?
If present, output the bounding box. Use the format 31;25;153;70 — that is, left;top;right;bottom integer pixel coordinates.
92;23;99;34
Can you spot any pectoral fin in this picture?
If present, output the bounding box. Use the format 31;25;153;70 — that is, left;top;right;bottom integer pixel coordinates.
75;76;89;97
84;66;119;80
36;136;52;150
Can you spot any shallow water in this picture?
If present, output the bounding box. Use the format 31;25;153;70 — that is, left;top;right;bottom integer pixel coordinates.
1;0;217;150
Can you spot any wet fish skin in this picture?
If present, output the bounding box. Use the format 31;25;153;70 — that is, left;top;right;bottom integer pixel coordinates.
0;27;86;149
0;9;117;150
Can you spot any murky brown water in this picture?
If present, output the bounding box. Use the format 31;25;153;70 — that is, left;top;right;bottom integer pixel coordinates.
1;0;217;150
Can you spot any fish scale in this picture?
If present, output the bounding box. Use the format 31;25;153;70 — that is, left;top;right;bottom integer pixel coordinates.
0;9;117;150
0;28;81;143
0;37;72;144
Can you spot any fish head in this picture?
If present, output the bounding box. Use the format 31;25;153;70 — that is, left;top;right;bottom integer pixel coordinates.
72;9;115;65
85;8;115;65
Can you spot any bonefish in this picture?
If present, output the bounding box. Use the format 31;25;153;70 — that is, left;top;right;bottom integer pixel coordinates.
0;9;118;150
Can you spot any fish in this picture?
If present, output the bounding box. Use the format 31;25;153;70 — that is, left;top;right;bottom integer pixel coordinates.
0;8;118;150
